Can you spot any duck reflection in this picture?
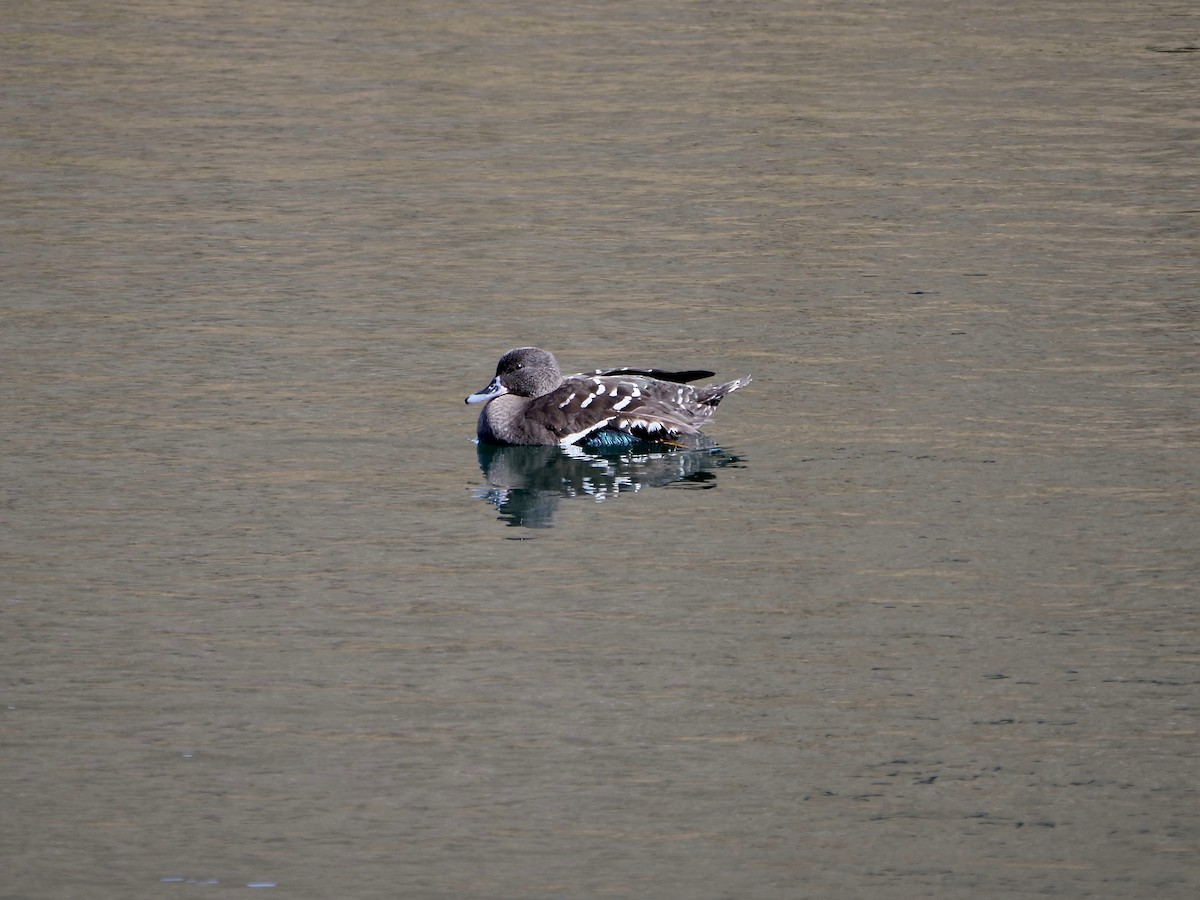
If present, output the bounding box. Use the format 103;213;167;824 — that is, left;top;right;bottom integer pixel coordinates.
473;440;744;528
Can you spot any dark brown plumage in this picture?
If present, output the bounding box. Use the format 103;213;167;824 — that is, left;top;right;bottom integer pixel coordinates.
466;347;750;447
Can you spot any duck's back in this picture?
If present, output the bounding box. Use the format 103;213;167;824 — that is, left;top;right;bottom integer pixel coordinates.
524;372;748;445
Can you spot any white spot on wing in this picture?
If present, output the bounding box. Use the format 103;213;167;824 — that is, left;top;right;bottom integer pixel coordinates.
559;417;614;446
557;391;576;409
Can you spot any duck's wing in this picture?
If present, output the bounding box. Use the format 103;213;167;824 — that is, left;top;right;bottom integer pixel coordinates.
527;376;712;445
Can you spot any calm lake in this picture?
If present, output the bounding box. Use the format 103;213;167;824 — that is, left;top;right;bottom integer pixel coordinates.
3;1;1197;897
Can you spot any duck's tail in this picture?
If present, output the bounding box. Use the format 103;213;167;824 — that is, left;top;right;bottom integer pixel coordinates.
698;375;752;406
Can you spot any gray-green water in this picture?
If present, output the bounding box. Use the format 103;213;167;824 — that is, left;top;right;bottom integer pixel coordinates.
3;1;1197;897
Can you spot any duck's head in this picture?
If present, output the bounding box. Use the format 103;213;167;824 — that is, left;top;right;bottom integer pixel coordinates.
465;347;563;403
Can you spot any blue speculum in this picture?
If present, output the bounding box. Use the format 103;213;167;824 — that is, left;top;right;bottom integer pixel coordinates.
581;429;645;449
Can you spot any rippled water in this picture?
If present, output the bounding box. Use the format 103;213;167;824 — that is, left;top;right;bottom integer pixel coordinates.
3;1;1197;897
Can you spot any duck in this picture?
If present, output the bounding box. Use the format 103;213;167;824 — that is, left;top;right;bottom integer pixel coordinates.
465;347;751;447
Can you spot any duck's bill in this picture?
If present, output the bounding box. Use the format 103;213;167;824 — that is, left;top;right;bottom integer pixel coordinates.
465;376;508;404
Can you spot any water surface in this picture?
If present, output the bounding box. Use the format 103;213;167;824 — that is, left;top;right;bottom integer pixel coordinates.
3;1;1197;898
